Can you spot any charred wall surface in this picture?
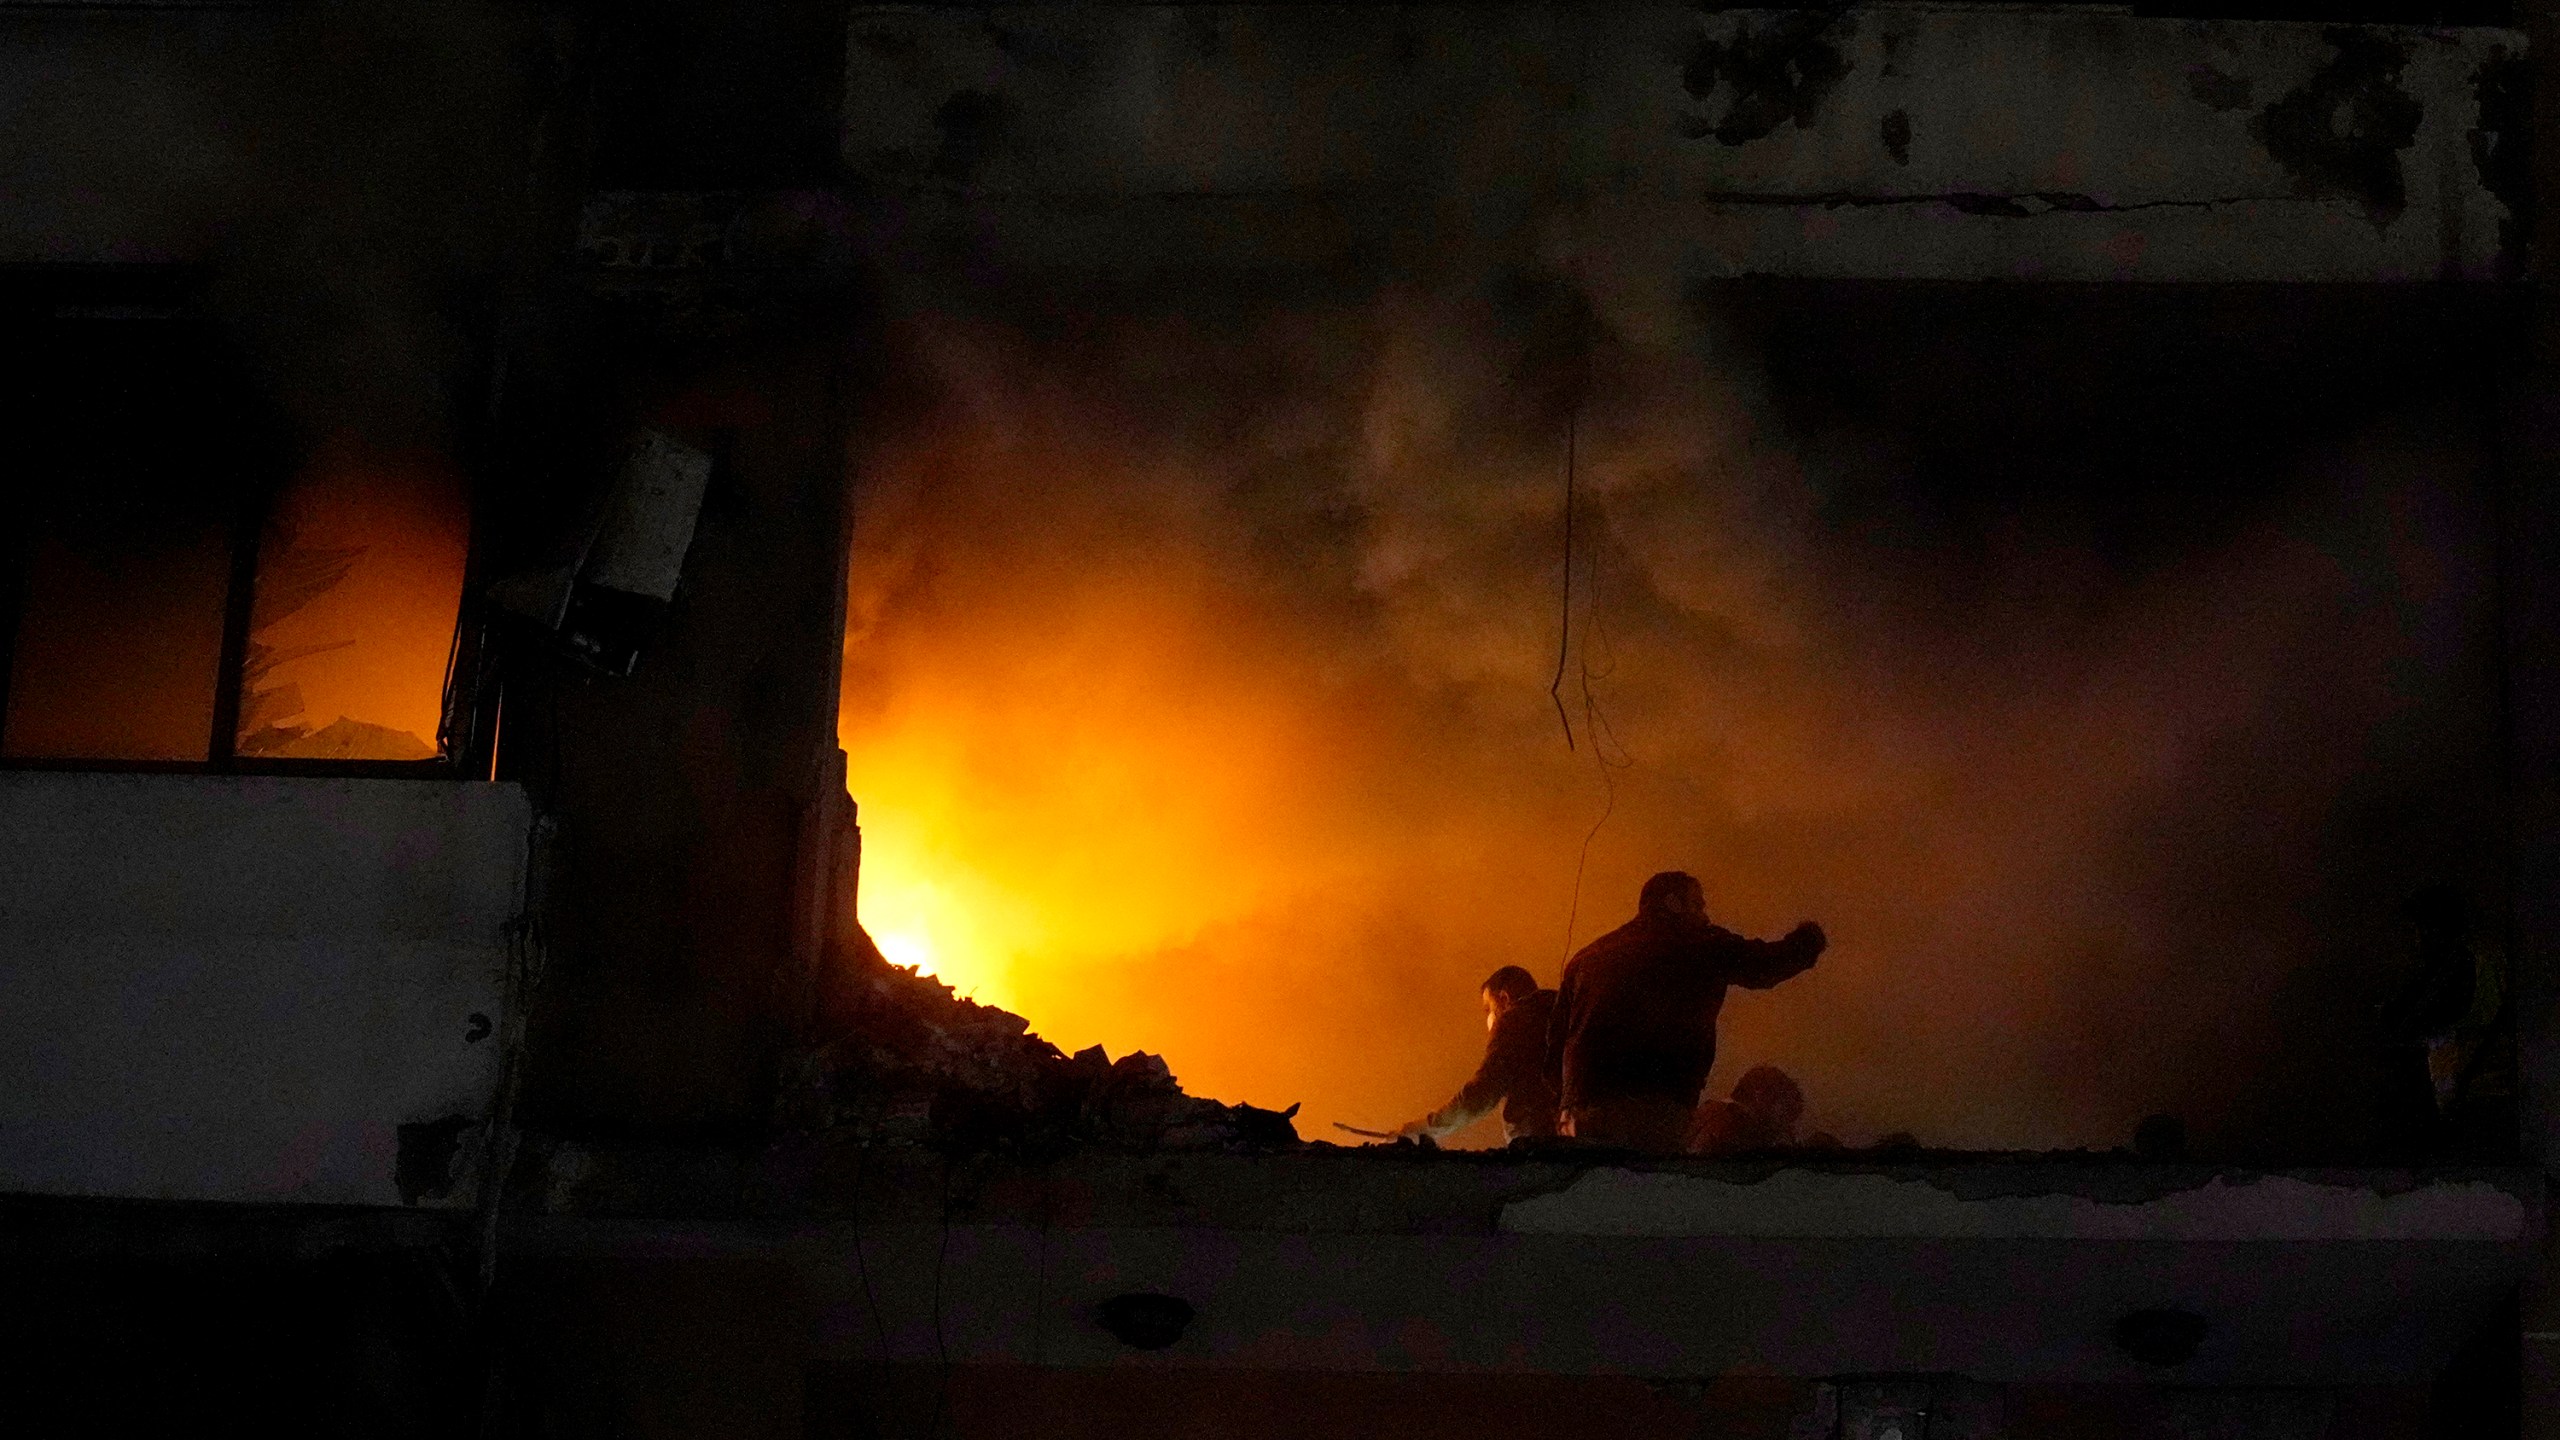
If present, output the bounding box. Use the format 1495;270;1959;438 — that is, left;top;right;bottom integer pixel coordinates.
0;3;2551;1438
843;5;2526;283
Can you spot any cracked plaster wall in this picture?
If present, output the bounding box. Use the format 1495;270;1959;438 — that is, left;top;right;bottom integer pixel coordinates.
844;4;2525;281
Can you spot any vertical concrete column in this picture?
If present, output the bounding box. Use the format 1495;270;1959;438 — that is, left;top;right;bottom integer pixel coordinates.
2511;6;2560;1432
517;332;861;1137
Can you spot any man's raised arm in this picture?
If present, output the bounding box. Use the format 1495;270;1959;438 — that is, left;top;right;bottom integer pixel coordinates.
1731;921;1826;989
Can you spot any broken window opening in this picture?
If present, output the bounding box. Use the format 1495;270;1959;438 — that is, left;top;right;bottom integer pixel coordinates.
231;444;471;764
0;271;474;775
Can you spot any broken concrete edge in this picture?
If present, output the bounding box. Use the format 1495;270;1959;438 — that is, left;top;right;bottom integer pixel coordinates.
367;932;2512;1236
501;1133;2544;1242
9;1146;2532;1255
1498;1164;2542;1242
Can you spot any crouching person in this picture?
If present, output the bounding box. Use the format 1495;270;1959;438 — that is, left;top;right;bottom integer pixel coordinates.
1396;966;1560;1144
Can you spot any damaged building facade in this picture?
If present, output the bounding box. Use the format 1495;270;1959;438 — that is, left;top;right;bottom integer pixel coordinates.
2;1;2557;1436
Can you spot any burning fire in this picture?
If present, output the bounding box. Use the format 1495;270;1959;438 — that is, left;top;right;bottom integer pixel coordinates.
2;434;469;765
834;311;2496;1154
237;438;468;761
833;352;1604;1139
842;550;1355;1018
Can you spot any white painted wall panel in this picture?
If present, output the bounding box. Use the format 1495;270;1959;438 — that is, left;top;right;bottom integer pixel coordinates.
0;773;530;1207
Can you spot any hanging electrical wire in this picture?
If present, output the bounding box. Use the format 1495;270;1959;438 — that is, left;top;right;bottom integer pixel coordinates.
1548;413;1578;753
1551;13;1636;966
1560;535;1636;965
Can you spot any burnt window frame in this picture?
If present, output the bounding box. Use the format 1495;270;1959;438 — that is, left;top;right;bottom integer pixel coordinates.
0;265;482;781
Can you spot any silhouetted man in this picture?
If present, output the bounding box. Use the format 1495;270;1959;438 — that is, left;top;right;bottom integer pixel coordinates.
1398;966;1560;1143
1547;872;1825;1152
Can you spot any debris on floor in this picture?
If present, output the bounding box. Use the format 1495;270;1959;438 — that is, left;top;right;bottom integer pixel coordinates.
781;931;1301;1156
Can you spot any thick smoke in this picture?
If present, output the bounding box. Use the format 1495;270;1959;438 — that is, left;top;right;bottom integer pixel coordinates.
839;274;2501;1156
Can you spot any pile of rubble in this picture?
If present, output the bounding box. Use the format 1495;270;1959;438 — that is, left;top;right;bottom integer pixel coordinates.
780;933;1300;1156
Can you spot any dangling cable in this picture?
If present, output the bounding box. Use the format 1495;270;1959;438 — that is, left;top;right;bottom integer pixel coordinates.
1555;12;1625;961
1547;412;1578;753
1559;540;1634;964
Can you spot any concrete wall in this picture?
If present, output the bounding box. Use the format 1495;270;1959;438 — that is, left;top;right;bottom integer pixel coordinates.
515;1144;2539;1390
0;6;537;264
0;773;531;1207
2503;0;2560;1430
0;3;865;1142
506;336;861;1139
844;4;2525;282
795;1218;2519;1384
0;8;274;266
814;1364;2434;1440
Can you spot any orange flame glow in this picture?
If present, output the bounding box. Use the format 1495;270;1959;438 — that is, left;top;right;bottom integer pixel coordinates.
837;310;2496;1154
238;437;469;761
